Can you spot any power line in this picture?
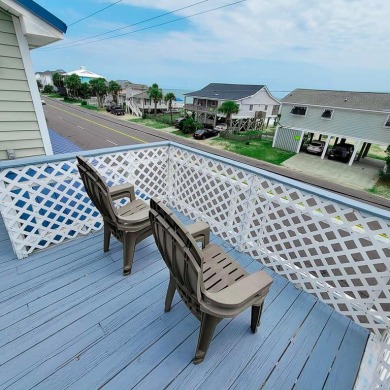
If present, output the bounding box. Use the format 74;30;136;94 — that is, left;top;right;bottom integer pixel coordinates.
53;0;210;48
68;0;123;27
41;0;247;51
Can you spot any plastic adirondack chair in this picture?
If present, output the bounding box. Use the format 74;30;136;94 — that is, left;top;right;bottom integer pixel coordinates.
76;156;152;275
149;198;273;364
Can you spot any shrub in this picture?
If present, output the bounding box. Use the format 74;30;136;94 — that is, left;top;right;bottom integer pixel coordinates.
180;118;202;134
42;84;54;94
81;100;87;106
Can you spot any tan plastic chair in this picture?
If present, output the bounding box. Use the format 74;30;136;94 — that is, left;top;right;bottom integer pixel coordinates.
149;198;273;364
77;156;152;275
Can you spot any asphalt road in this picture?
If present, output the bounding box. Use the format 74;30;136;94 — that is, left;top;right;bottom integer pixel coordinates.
43;98;165;149
43;98;390;210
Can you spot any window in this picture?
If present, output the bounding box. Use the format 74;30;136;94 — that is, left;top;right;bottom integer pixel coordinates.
211;101;216;106
321;109;334;119
385;115;390;127
290;106;307;116
264;105;268;110
249;104;253;111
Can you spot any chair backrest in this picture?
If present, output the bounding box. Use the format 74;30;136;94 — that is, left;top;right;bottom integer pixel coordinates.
149;198;204;318
76;156;117;223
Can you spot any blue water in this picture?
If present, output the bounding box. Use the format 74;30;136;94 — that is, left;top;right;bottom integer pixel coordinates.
162;89;191;102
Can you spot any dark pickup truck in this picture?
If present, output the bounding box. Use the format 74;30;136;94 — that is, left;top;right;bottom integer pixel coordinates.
110;106;125;116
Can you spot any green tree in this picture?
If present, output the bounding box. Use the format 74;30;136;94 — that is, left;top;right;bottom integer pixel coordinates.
381;145;390;181
79;83;91;99
52;72;66;96
42;84;54;94
164;92;176;123
89;78;107;107
218;100;239;133
108;80;121;103
64;74;82;99
36;80;43;90
148;83;163;116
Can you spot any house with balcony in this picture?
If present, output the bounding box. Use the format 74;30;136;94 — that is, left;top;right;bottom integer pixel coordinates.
275;88;390;166
0;0;66;160
0;139;389;388
184;83;280;129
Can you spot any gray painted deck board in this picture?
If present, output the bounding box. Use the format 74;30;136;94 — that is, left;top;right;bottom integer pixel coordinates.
0;212;369;389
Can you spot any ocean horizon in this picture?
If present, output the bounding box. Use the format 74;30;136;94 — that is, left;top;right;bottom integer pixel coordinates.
162;88;191;102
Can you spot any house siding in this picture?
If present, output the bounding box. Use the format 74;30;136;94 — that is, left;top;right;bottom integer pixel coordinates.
280;103;390;144
0;9;45;160
240;89;280;118
274;127;301;152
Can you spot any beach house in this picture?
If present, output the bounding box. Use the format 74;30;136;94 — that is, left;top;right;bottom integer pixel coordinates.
276;88;390;166
184;83;280;129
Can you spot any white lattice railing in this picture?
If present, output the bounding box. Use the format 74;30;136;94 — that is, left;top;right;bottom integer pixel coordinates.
0;141;389;386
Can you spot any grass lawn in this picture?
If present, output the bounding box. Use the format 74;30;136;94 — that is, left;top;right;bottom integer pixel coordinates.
129;117;172;130
369;178;390;199
42;93;62;98
210;138;295;165
172;130;191;138
82;104;99;111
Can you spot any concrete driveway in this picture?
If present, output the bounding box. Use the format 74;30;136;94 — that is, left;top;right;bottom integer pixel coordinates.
282;153;384;191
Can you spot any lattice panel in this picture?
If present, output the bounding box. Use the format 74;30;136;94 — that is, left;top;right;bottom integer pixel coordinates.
0;147;168;258
373;332;390;389
168;146;254;246
168;147;390;336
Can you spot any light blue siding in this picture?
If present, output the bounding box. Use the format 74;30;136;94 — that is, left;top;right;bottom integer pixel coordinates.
280;103;390;144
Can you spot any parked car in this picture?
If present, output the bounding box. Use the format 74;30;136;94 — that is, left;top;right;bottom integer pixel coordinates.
193;128;219;140
41;98;46;105
214;123;228;131
328;143;354;163
174;117;186;128
306;140;326;155
110;106;125;116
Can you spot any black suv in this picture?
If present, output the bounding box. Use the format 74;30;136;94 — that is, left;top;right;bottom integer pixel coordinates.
328;143;354;163
110;106;125;116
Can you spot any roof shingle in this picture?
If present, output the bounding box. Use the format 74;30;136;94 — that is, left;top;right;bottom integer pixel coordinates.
184;83;264;100
281;89;390;112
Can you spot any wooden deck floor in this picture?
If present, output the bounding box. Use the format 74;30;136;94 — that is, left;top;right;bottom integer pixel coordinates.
0;212;368;389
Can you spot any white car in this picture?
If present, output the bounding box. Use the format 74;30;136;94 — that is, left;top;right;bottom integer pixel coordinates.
306;140;325;155
41;98;46;105
214;123;227;131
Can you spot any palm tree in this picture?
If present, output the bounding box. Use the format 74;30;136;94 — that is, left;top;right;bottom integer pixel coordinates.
89;78;107;108
148;83;163;116
164;92;176;122
218;100;239;133
108;80;121;104
64;74;81;99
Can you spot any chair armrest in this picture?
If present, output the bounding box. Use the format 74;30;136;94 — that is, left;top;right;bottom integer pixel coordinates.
109;183;135;201
187;221;210;248
203;271;273;309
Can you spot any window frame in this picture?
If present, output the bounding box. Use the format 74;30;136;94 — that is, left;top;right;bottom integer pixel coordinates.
290;106;307;117
321;109;334;120
249;104;253;111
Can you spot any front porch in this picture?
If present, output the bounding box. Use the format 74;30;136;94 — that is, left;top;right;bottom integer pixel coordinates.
0;141;389;388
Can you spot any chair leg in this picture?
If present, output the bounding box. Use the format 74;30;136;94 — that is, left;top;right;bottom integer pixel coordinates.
164;275;176;312
194;313;220;364
123;233;137;276
103;223;111;252
251;303;264;333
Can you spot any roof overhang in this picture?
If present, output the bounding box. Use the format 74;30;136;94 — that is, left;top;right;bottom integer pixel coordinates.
0;0;66;48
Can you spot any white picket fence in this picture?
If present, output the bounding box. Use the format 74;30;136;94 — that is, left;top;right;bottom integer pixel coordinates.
0;141;389;387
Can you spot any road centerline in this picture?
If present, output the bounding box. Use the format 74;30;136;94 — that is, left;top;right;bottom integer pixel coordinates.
47;104;148;144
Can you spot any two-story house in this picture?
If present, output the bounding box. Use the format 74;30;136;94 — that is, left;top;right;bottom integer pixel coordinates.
35;69;65;89
276;89;390;166
184;83;280;129
0;0;66;160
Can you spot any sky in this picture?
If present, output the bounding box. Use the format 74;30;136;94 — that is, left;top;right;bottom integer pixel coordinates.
31;0;390;98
